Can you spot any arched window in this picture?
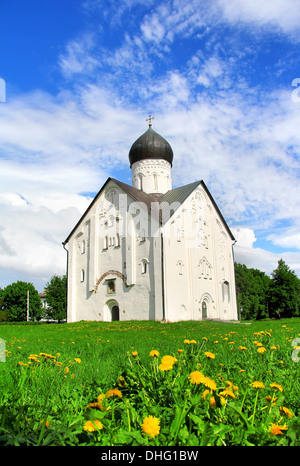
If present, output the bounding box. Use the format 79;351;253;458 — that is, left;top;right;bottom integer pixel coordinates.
81;240;85;254
141;259;148;274
153;173;158;191
222;281;230;302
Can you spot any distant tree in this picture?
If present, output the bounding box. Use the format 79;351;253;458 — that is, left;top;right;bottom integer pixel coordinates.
268;259;300;318
44;275;67;323
0;281;42;321
235;263;271;320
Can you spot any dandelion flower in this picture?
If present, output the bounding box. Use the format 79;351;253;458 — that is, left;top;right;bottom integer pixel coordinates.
270;383;283;392
252;381;265;389
177;349;183;353
188;370;205;385
106;388;122;398
190;340;197;344
149;350;160;357
280;407;293;418
209;396;217;407
184;339;191;344
204;351;215;359
257;347;266;353
131;351;138;357
83;419;103;432
268;423;288;435
141;415;160;438
202;377;217;391
219;388;235;399
74;358;81;363
238;346;247;351
64;367;69;374
160;355;177;367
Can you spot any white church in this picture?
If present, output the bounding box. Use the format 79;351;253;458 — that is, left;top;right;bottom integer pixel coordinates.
63;119;238;322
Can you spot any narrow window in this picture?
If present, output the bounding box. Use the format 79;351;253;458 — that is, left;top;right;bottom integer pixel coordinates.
142;259;148;274
104;236;108;249
80;269;85;282
81;240;85;254
153;173;158;191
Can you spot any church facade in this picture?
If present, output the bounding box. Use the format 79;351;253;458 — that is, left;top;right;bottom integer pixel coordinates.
64;122;238;322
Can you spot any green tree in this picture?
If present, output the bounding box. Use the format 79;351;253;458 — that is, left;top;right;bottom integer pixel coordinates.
235;263;271;320
0;281;42;321
268;259;300;318
44;275;67;323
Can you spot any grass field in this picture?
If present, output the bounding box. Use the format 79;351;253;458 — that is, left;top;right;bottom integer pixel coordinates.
0;318;300;446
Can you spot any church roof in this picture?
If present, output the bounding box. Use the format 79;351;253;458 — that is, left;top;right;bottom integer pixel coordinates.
128;126;173;167
64;177;235;243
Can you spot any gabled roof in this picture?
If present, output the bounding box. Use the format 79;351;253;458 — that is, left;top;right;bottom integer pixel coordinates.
64;177;234;243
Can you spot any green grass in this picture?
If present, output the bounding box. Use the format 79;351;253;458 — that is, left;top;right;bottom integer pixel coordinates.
0;319;300;445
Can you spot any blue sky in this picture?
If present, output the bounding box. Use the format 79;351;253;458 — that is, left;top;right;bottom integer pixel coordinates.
1;0;300;291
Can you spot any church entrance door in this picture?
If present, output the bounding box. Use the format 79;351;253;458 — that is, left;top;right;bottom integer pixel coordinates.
202;301;207;320
111;305;120;321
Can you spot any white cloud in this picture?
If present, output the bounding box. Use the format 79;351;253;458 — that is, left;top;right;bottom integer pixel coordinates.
231;228;256;248
217;0;300;38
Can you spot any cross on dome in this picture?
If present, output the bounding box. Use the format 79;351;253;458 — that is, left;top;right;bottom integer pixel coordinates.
146;114;154;127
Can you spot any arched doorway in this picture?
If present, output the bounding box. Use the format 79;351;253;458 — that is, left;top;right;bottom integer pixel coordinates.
202;301;207;320
104;299;120;322
111;305;120;321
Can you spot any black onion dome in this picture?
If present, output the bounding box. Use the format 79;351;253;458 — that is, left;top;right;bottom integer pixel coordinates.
129;127;173;167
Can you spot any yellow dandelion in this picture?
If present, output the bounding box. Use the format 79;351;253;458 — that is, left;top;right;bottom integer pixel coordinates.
268;423;288;436
202;337;208;341
238;346;247;351
202;377;217;391
177;349;183;353
141;415;160;438
64;367;69;374
204;351;215;359
270;382;283;392
257;347;266;353
280;407;293;418
219;388;235;399
83;419;103;432
149;350;160;357
270;346;277;350
118;376;126;387
252;381;265;389
106;388;122;398
131;351;138;357
188;370;205;385
209;396;217;407
202;389;210;399
159;362;173;371
190;339;197;344
161;355;177;366
184;339;191;344
265;396;278;404
74;358;81;363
